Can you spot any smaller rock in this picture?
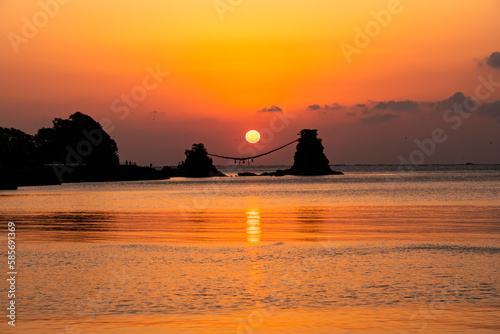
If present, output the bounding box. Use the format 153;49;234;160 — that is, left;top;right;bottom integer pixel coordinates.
237;172;257;176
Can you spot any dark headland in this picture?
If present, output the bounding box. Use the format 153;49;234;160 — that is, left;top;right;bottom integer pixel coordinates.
0;112;171;190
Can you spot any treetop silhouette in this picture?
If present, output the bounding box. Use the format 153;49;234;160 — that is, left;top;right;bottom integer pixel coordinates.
36;112;119;165
179;143;225;177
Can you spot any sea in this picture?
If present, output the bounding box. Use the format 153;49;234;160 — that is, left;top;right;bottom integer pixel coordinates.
1;164;499;333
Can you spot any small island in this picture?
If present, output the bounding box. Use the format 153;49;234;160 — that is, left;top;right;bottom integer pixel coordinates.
176;143;225;177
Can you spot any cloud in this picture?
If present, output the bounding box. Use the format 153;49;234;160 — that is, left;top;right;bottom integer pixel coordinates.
307;103;345;111
373;100;418;111
325;103;345;111
259;105;282;112
307;104;321;110
434;92;476;111
478;101;500;118
485;52;500;68
360;113;399;124
309;94;498;124
440;92;466;105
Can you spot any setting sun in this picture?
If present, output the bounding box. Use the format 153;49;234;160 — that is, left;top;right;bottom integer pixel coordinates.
245;130;260;144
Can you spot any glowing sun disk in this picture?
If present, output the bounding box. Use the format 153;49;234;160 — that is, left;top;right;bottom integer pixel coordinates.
245;130;260;143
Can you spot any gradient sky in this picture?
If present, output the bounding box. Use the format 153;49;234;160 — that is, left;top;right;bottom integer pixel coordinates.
1;0;499;165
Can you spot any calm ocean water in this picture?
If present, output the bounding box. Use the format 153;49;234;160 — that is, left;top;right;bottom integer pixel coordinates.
1;165;499;333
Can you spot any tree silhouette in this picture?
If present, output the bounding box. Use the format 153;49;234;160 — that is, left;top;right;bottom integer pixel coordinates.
0;127;37;166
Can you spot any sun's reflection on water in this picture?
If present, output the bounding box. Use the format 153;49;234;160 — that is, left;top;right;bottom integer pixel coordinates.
246;208;261;243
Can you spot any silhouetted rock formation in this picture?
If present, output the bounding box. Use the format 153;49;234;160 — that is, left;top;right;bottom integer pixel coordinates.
289;129;342;175
178;143;225;177
267;129;343;176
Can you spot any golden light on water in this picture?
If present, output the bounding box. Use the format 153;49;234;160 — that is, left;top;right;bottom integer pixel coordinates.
245;130;260;144
246;208;261;243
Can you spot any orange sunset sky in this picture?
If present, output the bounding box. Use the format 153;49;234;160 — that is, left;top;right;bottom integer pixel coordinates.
1;0;499;165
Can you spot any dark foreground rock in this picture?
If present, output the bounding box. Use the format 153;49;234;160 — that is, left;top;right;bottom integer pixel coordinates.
0;165;170;189
260;170;287;176
268;129;343;176
178;143;226;177
237;172;257;176
62;165;170;183
1;166;61;189
0;173;18;190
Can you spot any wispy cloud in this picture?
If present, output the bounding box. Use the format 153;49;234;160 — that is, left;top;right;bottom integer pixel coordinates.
258;105;282;112
373;100;418;111
307;104;321;110
307;103;345;112
433;92;474;112
312;91;500;125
